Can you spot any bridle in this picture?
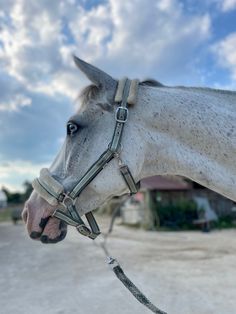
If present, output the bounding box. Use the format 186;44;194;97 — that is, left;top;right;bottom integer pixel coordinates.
32;78;167;314
32;78;140;240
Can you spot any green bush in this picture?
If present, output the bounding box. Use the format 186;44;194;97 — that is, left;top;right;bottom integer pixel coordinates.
156;199;198;230
214;215;236;229
0;207;11;222
2;181;33;204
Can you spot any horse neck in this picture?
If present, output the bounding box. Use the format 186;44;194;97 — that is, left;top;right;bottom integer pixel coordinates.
136;85;236;201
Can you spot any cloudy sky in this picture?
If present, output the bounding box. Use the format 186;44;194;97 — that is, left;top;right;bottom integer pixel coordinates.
0;0;236;191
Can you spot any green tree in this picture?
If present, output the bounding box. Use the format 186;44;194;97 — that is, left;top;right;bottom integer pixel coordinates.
2;187;22;204
2;181;33;204
22;181;33;201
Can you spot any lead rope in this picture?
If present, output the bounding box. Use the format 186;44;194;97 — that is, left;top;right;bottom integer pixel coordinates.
94;199;167;314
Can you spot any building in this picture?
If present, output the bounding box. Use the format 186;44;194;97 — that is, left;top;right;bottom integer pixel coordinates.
121;175;192;228
0;190;7;209
121;175;222;229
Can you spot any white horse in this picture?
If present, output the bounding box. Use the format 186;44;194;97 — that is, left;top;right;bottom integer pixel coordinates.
22;57;236;243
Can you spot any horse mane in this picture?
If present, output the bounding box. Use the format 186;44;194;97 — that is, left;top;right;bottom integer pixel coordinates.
79;78;164;106
140;79;164;87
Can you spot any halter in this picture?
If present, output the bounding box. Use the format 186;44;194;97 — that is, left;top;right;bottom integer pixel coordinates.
32;78;140;240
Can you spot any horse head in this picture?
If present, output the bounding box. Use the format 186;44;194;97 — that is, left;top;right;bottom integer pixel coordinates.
22;57;144;243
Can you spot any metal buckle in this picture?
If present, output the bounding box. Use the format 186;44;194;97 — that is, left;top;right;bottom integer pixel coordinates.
61;193;75;208
77;224;92;237
115;107;128;123
53;194;101;240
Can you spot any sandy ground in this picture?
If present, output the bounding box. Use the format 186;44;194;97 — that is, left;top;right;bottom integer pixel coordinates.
1;218;236;314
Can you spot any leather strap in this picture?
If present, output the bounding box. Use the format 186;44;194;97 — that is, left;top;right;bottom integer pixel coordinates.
69;149;114;199
110;79;130;151
119;165;140;195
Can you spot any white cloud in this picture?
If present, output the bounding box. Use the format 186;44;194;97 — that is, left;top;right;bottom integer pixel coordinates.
0;160;48;192
0;0;212;108
0;73;32;111
28;71;81;100
0;93;31;111
0;160;47;178
221;0;236;11
0;0;78;100
212;32;236;81
70;0;211;75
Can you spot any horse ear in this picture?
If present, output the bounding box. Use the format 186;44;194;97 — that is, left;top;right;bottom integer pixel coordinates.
73;55;116;90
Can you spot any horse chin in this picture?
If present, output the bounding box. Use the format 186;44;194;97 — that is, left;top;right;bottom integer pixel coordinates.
22;191;67;244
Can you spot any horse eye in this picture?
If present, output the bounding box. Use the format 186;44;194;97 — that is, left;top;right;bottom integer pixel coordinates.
67;122;78;136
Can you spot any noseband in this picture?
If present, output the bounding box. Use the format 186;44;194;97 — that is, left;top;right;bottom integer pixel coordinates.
32;78;140;239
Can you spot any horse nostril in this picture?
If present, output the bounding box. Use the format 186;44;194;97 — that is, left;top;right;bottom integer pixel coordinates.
40;235;49;243
30;231;41;239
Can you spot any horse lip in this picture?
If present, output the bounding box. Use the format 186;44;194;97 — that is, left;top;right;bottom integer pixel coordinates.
29;216;51;240
40;230;67;244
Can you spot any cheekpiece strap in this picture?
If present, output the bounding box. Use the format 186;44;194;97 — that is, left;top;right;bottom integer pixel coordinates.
119;165;140;195
109;79;131;152
113;78;140;195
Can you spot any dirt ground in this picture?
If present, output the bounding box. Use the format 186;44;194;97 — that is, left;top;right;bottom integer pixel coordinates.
1;217;236;314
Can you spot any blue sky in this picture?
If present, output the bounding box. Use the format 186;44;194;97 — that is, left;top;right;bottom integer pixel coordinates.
0;0;236;191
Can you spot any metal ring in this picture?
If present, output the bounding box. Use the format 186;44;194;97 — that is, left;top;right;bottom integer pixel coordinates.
115;107;128;123
61;193;76;208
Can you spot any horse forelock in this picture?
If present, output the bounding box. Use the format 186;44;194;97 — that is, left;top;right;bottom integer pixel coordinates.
79;84;101;107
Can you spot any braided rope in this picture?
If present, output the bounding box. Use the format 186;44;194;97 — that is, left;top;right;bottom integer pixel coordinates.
94;199;167;314
109;258;167;314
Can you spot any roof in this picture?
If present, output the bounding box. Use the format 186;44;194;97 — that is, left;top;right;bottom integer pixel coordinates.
141;175;192;191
